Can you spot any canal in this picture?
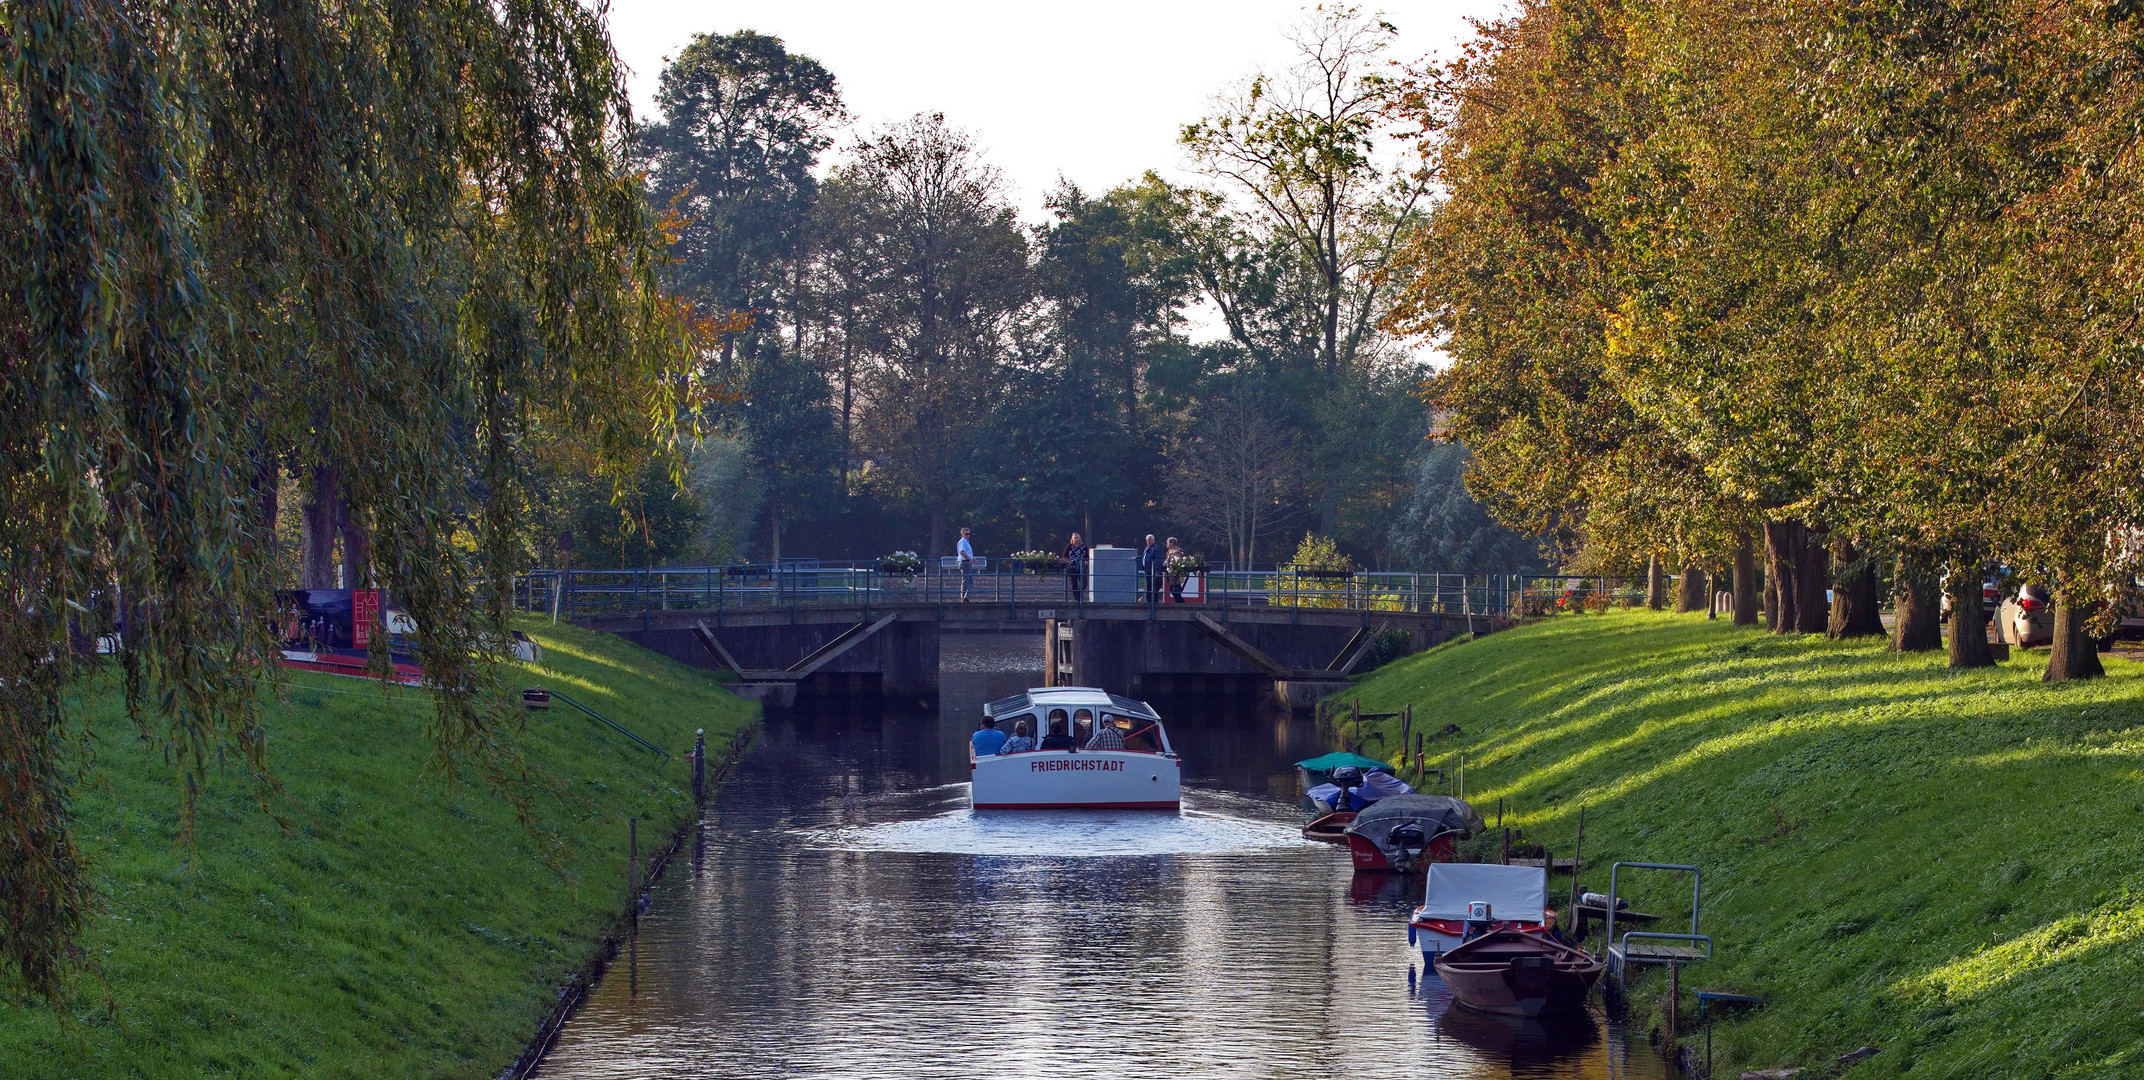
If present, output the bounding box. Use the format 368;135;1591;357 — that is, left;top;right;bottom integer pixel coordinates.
534;636;1668;1079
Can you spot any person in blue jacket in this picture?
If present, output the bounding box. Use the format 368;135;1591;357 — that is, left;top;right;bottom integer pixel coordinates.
971;716;1008;757
1140;533;1163;602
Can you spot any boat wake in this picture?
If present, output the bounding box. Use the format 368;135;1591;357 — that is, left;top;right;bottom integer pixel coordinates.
801;790;1320;857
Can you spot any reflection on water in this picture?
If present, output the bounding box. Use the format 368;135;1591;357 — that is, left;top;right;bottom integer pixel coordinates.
534;636;1666;1080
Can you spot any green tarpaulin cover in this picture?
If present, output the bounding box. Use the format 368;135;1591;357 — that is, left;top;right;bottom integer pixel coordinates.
1296;752;1390;772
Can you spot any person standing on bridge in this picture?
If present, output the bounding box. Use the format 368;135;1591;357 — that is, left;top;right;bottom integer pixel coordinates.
1141;534;1163;602
957;527;977;601
1062;532;1087;600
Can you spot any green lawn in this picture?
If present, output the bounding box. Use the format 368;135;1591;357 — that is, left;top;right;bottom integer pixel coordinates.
1338;610;2144;1080
0;619;755;1079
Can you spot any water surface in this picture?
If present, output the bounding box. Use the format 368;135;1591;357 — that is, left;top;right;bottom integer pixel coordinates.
535;636;1666;1080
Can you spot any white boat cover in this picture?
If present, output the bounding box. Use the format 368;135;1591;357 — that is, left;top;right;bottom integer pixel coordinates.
1419;863;1549;923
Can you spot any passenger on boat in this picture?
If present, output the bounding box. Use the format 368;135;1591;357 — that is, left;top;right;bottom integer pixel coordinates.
1087;716;1126;750
997;720;1036;754
971;716;1008;757
1039;717;1079;752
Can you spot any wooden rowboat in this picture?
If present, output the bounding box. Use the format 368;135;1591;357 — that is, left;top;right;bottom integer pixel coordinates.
1302;811;1356;844
1433;928;1603;1017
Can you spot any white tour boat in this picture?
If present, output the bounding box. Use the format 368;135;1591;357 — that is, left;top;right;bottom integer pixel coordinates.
969;687;1182;810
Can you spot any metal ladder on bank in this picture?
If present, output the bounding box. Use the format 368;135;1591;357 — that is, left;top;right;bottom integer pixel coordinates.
1604;861;1712;988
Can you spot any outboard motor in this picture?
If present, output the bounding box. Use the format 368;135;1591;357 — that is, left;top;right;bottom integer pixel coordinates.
1330;766;1364;810
1390;822;1429;868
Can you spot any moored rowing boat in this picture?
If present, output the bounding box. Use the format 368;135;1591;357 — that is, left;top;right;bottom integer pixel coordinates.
1433;928;1603;1017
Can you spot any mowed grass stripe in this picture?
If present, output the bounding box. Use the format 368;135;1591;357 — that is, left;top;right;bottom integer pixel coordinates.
0;619;755;1079
1339;610;2144;1080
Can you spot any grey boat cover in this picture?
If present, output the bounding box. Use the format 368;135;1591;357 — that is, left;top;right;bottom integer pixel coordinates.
1344;794;1487;861
1418;862;1549;923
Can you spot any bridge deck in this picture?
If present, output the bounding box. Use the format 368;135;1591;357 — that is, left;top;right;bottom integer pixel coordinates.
529;564;1521;635
574;599;1505;635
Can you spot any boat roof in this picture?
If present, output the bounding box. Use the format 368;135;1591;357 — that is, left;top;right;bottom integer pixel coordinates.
1420;862;1548;922
982;687;1160;721
1297;751;1390;772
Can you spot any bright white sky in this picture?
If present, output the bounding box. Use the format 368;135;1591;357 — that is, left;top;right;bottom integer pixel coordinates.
603;1;1505;348
605;0;1500;215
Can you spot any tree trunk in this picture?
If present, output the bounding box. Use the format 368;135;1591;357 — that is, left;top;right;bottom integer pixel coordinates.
928;501;946;565
1826;541;1884;639
770;505;782;564
1946;567;1994;669
338;499;369;589
2044;589;2106;682
1763;570;1778;630
1764;521;1801;634
1795;530;1830;633
1890;553;1942;652
253;452;280;566
1646;554;1664;611
301;464;340;589
1676;565;1705;614
1733;534;1759;627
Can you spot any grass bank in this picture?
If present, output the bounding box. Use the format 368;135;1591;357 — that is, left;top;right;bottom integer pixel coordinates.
0;619;754;1079
1339;610;2144;1080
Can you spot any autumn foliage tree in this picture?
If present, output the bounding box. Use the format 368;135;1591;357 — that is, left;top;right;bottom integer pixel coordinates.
1389;0;2144;678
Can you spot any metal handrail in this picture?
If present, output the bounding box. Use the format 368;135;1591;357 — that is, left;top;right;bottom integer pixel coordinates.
511;565;1640;622
545;688;670;759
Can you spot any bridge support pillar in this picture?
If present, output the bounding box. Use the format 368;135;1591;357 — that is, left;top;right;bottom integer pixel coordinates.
878;621;940;700
1069;619;1143;695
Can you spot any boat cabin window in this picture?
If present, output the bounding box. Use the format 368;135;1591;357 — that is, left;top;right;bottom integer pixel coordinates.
1072;708;1094;743
1121;717;1162;754
1039;709;1079;751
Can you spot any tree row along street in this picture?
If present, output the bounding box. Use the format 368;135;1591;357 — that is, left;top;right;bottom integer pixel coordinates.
1395;0;2144;683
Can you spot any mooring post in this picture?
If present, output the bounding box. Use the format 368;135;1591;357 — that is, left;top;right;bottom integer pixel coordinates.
692;728;706;805
1570;803;1586;932
1667;961;1680;1045
628;818;638;997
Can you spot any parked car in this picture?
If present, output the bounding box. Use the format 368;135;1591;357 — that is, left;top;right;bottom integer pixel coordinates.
1999;583;2054;647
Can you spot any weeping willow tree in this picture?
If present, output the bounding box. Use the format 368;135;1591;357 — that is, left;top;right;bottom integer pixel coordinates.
0;0;709;1001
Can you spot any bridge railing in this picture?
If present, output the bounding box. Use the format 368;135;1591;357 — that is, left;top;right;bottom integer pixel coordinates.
512;564;1646;622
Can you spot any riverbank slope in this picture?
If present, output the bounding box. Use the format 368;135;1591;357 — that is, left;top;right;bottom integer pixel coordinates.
0;619;753;1079
1341;610;2142;1080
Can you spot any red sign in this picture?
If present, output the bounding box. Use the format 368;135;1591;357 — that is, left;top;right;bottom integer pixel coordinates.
352;589;382;647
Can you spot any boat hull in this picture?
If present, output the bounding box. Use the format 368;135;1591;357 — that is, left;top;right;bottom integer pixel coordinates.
1433;930;1602;1017
1412;917;1552;960
970;750;1180;809
1302;811;1356;844
1347;830;1456;872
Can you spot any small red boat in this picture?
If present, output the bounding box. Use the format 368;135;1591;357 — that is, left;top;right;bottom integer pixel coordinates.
1343;794;1483;872
1433;928;1603;1017
1302;811;1356;844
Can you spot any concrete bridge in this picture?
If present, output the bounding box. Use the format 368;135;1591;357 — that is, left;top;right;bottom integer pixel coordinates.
541;563;1526;708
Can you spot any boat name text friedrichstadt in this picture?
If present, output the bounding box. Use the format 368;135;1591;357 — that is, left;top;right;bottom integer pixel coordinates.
1029;758;1127;772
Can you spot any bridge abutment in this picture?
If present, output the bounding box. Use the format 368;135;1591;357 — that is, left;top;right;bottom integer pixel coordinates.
580;605;1501;708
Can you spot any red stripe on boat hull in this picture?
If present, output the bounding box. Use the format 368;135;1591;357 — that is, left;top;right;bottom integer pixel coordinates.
972;801;1181;810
